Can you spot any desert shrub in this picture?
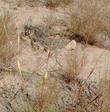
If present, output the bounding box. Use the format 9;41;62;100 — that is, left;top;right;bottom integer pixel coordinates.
16;0;72;7
41;0;72;8
67;0;110;45
17;0;41;7
53;49;86;84
0;12;16;67
99;79;110;112
64;49;86;81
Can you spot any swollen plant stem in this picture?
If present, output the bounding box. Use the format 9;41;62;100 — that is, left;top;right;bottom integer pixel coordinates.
17;33;22;76
1;15;9;38
3;22;8;38
17;33;20;55
39;78;46;112
39;72;49;111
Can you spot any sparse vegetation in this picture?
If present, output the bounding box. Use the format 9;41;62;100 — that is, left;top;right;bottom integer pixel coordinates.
16;0;72;7
41;0;72;8
0;13;16;67
99;79;110;112
67;0;110;46
63;50;85;82
0;0;110;112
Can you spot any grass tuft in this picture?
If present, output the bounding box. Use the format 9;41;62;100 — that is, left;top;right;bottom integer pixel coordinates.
0;13;16;67
42;0;72;8
67;0;110;46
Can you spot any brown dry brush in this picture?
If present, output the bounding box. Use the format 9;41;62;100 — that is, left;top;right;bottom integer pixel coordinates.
42;0;72;8
67;0;110;46
0;13;17;67
48;50;103;112
98;70;110;112
0;49;105;112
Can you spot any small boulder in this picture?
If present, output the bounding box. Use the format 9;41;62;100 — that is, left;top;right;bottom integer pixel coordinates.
65;40;76;50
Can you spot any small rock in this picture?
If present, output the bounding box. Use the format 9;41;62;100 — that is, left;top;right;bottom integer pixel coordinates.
65;40;76;50
94;32;110;50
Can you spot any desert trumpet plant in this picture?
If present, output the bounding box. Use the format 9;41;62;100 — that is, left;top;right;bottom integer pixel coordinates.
17;33;22;76
42;72;49;85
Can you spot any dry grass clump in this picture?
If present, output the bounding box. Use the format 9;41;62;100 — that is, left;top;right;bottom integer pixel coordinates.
67;0;110;45
99;79;110;112
42;0;72;8
63;50;85;83
17;0;41;7
16;0;72;7
0;13;16;67
33;75;60;112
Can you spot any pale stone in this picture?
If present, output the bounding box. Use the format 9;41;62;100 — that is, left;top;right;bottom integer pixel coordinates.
65;40;76;50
